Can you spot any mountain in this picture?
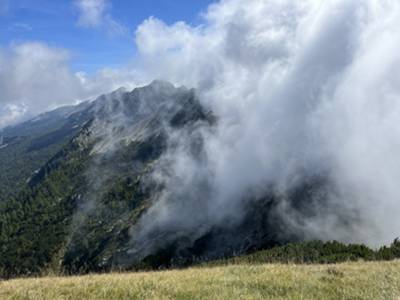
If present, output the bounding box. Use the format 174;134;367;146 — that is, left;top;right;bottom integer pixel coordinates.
0;81;214;277
0;81;333;278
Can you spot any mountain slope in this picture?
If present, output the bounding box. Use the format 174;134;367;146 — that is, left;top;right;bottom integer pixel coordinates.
0;81;212;277
0;101;92;202
0;81;354;278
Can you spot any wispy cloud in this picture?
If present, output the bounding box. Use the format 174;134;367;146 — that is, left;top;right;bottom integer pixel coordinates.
10;23;33;31
74;0;128;36
75;0;107;27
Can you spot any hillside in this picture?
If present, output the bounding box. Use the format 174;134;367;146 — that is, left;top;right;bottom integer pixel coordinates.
1;260;400;300
0;81;215;277
0;101;91;202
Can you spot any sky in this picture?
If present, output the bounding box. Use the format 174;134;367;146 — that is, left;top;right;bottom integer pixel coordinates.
0;0;214;73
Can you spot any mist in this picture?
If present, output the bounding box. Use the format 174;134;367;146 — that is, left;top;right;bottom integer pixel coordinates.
119;0;400;254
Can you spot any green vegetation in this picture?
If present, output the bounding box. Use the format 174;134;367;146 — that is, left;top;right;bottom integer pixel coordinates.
0;106;89;202
1;260;400;300
210;239;400;266
0;130;92;278
0;124;158;278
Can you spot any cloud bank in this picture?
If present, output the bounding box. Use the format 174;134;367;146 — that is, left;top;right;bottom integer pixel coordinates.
129;0;400;249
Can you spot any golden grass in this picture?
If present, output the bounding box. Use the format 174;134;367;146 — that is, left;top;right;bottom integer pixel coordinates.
1;260;400;300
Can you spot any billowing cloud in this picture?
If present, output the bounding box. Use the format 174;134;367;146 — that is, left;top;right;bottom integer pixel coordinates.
129;0;400;248
0;42;140;128
74;0;127;35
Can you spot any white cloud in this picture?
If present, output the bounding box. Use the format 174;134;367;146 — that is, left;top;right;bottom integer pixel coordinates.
75;0;107;27
0;42;140;128
131;0;400;247
74;0;127;35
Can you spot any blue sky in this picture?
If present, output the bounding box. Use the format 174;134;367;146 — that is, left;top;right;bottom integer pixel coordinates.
0;0;215;73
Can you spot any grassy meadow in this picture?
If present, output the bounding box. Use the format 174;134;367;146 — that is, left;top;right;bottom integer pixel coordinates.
1;260;400;300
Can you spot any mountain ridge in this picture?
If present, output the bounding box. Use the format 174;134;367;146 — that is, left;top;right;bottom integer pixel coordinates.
0;81;214;277
0;80;361;278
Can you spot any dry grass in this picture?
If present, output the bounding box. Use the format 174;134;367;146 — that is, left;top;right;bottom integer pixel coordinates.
1;260;400;300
